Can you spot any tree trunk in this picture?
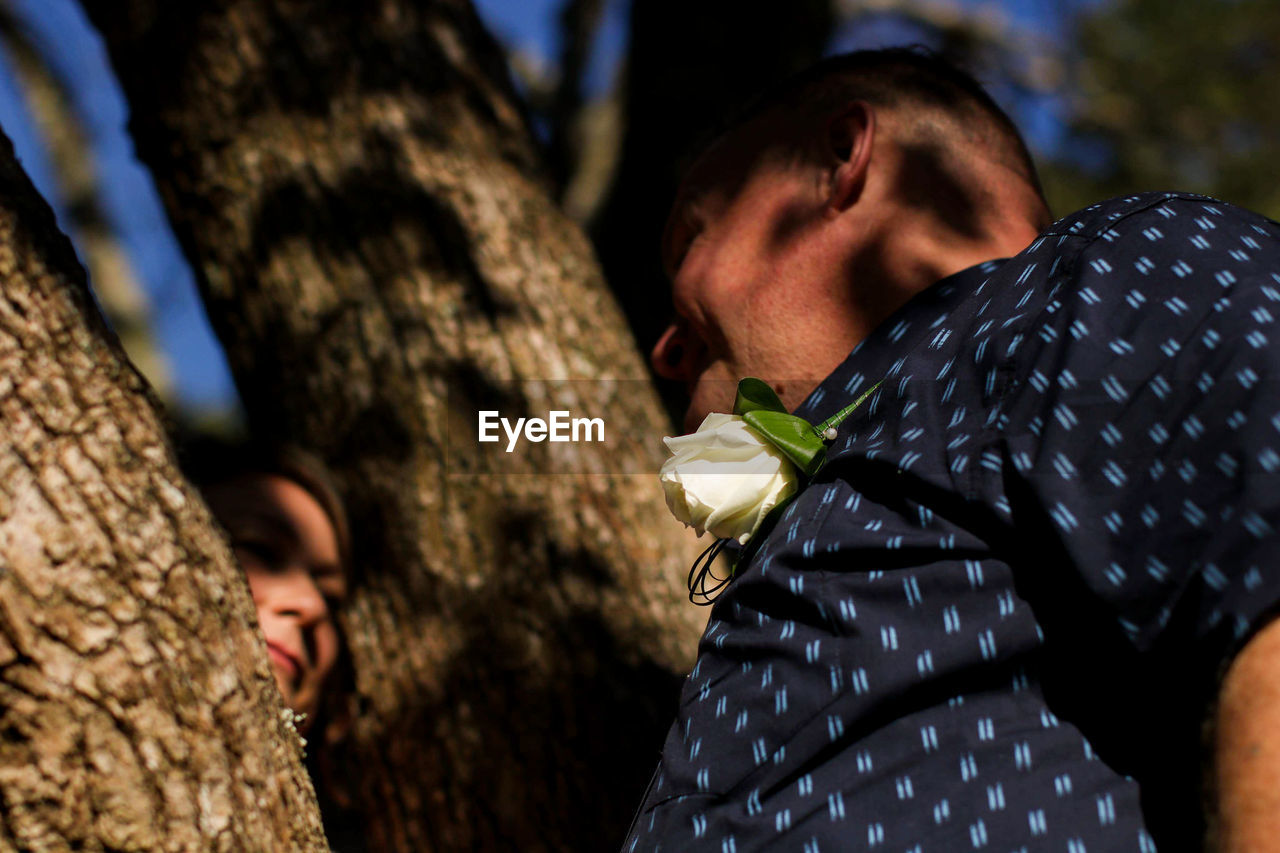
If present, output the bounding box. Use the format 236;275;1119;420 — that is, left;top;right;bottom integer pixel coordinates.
0;127;326;848
78;1;703;849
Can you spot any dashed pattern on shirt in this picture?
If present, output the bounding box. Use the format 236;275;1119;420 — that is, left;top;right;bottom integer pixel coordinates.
624;194;1280;852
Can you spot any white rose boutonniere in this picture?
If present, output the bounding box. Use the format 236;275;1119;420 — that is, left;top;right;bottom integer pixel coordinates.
661;378;882;604
660;413;799;545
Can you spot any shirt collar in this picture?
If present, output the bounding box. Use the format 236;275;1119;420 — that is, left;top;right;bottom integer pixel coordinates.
794;259;1008;425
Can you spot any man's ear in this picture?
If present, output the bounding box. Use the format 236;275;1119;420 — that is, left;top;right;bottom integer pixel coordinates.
825;101;875;213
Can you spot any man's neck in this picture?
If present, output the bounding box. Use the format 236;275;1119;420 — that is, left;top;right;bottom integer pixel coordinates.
849;204;1041;335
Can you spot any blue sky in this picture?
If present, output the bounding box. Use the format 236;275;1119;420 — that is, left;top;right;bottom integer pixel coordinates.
0;0;231;413
0;0;1067;417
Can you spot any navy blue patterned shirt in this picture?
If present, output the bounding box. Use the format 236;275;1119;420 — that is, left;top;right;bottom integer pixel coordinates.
625;193;1280;852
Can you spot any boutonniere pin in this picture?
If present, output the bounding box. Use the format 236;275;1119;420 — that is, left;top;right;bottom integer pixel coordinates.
660;377;881;604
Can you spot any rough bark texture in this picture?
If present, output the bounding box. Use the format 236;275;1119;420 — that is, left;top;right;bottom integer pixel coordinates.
79;1;704;849
0;128;327;848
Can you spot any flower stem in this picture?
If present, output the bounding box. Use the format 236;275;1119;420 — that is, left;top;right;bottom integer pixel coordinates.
815;380;883;439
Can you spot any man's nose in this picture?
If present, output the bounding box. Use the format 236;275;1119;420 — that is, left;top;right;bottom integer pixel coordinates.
651;322;706;382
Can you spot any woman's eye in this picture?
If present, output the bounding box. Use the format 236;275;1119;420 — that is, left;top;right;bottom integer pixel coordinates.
233;539;285;566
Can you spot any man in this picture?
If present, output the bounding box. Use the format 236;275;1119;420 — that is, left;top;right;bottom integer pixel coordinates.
630;48;1280;851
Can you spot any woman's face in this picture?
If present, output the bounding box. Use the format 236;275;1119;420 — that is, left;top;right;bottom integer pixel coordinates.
203;473;346;730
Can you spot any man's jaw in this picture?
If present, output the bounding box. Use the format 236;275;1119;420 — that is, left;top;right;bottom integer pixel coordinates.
682;376;832;432
682;372;743;433
682;392;720;434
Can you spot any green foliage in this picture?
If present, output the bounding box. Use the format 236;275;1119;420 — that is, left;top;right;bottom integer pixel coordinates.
1046;0;1280;220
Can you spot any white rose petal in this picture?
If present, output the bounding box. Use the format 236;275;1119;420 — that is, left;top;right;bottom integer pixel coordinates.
659;412;799;543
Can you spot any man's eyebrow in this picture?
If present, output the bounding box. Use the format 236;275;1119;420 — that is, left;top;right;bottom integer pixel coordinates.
659;200;686;277
661;188;708;276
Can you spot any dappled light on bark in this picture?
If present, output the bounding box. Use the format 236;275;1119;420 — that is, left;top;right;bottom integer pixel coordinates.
79;0;704;848
0;125;327;849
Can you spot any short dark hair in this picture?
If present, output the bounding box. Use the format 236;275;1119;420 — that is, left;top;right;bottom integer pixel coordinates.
729;46;1046;207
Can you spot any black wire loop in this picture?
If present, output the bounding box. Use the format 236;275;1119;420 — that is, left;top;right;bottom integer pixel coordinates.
687;537;733;606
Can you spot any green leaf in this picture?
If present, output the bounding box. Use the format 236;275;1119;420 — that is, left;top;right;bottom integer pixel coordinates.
734;378;787;416
743;410;827;477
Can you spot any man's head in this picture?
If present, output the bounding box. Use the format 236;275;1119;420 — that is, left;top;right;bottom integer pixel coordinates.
652;47;1051;431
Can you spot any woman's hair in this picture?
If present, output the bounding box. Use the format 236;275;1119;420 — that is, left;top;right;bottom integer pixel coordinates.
179;435;352;570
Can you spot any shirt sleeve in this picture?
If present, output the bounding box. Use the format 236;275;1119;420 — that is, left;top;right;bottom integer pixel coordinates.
997;196;1280;727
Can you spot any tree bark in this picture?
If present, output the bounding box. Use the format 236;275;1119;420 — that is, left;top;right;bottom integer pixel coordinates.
78;1;703;849
0;127;326;848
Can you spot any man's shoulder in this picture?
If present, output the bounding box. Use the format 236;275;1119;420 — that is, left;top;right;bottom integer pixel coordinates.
1043;191;1280;245
990;191;1280;311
